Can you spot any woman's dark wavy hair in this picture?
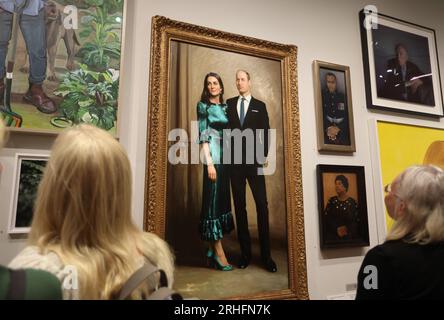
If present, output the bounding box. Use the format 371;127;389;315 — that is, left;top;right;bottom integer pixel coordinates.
200;72;224;105
335;175;349;191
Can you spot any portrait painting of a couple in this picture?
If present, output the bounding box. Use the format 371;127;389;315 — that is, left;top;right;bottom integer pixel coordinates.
196;70;276;273
164;41;289;299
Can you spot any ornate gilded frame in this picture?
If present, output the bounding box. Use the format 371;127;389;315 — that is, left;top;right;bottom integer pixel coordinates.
144;16;308;300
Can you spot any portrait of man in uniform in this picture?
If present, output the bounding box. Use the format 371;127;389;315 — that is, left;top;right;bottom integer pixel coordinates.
320;69;350;146
313;61;355;152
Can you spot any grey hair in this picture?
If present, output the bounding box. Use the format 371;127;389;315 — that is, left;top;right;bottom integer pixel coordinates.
387;165;444;244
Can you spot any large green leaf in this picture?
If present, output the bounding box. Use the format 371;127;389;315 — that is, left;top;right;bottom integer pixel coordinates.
55;64;118;130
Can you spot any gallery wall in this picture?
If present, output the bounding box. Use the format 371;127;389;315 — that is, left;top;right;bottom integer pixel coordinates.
1;0;443;299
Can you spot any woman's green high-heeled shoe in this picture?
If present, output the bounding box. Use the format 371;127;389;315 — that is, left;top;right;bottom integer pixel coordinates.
213;255;233;271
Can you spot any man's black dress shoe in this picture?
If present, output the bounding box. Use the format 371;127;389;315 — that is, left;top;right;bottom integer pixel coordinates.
263;258;277;272
237;256;251;269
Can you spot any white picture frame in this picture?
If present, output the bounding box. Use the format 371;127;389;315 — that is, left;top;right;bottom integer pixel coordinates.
8;153;49;234
367;119;388;244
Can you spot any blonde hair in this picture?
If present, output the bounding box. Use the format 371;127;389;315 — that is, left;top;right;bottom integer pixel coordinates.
386;165;444;244
29;124;174;299
0;118;5;148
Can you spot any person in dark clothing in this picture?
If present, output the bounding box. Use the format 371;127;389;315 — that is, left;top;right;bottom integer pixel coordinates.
356;165;444;299
226;69;276;273
381;43;434;106
324;175;360;242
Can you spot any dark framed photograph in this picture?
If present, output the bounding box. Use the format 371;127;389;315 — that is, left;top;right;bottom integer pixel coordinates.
313;60;355;152
8;153;49;234
316;165;369;249
359;9;443;117
145;16;307;300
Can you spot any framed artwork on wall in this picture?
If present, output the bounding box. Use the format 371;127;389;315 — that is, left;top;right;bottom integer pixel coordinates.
368;119;444;243
0;0;126;135
145;16;307;300
8;153;49;234
313;60;356;152
316;165;370;249
359;9;443;117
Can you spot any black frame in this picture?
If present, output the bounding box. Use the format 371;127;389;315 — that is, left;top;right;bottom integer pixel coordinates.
316;164;370;249
359;9;444;117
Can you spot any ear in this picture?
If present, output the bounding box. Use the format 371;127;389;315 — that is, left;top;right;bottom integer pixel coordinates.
396;199;406;218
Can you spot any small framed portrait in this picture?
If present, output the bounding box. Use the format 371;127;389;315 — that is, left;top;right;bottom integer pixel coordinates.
359;9;444;117
8;153;49;234
313;60;356;152
316;165;370;249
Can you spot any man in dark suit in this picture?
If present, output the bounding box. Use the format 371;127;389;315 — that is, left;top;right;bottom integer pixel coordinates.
381;43;434;106
226;69;277;273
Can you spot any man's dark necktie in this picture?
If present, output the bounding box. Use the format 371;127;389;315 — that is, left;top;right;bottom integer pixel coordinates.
239;97;245;126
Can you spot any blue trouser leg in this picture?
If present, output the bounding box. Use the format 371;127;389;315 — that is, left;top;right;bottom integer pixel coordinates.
20;8;47;84
0;9;13;79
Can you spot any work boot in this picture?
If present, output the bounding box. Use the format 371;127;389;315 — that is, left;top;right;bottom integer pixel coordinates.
23;83;57;114
0;78;4;106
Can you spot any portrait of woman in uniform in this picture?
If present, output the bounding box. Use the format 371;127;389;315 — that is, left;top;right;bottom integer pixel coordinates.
313;61;356;153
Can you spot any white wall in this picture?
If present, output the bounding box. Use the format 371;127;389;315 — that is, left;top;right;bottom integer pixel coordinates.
1;0;443;299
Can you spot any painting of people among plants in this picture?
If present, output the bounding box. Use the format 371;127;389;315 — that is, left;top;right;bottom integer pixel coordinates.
0;0;124;134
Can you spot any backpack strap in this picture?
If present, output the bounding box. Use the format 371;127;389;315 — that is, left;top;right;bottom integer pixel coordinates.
118;261;174;300
146;287;182;300
7;269;26;300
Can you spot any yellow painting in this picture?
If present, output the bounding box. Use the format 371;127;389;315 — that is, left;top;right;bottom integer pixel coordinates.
377;121;444;231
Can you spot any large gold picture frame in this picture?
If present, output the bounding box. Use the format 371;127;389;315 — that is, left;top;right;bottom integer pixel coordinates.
144;16;307;300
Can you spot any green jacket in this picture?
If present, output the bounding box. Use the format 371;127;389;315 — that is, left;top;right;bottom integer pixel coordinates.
0;265;62;300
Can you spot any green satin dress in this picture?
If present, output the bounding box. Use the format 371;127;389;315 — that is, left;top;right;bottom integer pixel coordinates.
197;101;234;241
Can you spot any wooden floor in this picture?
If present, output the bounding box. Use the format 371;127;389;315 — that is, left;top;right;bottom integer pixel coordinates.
173;233;289;300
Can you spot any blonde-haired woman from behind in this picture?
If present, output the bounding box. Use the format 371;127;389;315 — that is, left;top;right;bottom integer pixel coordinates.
1;120;62;300
9;124;174;299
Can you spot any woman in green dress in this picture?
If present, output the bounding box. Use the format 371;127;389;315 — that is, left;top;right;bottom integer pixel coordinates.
197;72;234;271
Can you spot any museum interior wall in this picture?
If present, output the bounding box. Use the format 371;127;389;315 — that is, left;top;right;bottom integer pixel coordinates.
0;0;443;299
